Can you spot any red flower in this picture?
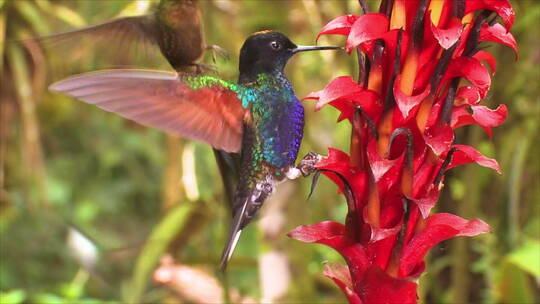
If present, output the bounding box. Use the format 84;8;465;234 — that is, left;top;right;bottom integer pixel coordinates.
290;0;516;303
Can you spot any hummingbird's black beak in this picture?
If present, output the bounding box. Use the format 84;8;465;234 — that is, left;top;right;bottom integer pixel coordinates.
292;45;343;54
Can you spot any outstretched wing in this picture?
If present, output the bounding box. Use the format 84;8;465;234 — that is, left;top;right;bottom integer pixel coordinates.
37;16;157;49
49;69;246;152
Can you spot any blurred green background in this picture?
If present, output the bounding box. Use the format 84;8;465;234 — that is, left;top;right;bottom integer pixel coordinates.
1;0;538;303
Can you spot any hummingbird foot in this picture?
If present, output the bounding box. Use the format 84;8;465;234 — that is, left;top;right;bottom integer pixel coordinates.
285;167;302;180
191;63;219;74
295;152;323;177
173;63;218;75
205;44;230;62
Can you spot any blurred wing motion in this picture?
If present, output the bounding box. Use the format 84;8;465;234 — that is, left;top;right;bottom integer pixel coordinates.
49;69;245;152
37;16;157;49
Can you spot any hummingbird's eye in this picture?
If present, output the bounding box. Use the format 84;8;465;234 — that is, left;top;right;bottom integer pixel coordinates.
270;41;281;51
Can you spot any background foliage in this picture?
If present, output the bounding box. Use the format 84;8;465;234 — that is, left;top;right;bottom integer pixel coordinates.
1;0;538;303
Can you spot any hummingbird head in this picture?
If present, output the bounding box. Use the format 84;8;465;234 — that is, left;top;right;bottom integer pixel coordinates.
239;31;341;76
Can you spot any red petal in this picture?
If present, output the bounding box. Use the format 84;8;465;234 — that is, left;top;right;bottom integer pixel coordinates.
346;13;389;52
451;104;507;137
471;104;508;127
456;86;481;105
323;262;363;304
350;92;382;119
381;29;410;64
330;101;355;122
427;213;491;237
473;50;497;74
364;191;404;242
447;144;501;173
341;244;371;275
394;76;431;119
318;14;360;40
479;23;518;58
365;236;398;271
411;161;436;198
359;29;409;64
306;76;361;106
465;0;515;31
367;139;400;182
316;148;369;200
316;148;351;171
287;221;351;249
430;17;463;49
445;57;491;98
411;186;440;218
305;76;380;122
370;225;402;243
423;124;454;157
451;106;476;128
399;213;490;277
288;220;346;242
356;266;418;304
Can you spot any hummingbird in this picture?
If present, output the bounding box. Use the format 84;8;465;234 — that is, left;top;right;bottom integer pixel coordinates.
36;0;237;205
49;31;340;270
37;0;224;72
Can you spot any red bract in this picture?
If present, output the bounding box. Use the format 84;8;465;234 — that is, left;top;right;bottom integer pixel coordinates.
323;262;363;304
304;76;381;121
430;17;463;50
473;51;497;74
394;76;431;118
479;23;519;57
293;0;516;303
317;14;360;40
447;144;501;173
346;13;390;52
465;0;515;30
451;104;508;137
443;56;492;98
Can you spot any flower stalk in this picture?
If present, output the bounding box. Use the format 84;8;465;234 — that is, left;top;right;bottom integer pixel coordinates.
291;0;517;302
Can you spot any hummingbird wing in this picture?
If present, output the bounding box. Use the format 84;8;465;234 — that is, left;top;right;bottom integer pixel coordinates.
37;15;156;43
33;16;159;64
49;69;246;153
213;149;240;208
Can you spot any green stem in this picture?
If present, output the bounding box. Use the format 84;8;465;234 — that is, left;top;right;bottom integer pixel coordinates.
451;127;482;304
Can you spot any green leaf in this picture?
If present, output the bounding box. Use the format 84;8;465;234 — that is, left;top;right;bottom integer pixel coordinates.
496;261;535;304
506;238;540;278
115;0;152;17
31;293;66;304
14;1;50;36
126;201;196;303
60;282;84;301
0;290;26;304
524;218;540;239
7;41;32;102
0;205;17;235
51;4;87;28
34;1;87;28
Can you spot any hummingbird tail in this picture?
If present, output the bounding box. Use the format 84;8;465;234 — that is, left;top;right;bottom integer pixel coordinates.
219;196;250;271
219;227;243;271
219;183;272;271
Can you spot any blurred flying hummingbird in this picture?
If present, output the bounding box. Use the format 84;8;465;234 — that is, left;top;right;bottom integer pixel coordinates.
37;0;237;204
49;31;340;270
37;0;224;72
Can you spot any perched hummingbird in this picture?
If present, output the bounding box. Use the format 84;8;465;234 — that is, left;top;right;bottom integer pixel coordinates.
49;31;340;270
38;0;222;72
